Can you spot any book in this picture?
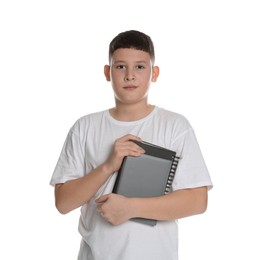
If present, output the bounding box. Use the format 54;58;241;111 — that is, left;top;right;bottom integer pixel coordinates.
112;140;180;226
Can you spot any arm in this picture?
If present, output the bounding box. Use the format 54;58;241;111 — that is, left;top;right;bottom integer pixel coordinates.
55;134;145;214
55;163;113;214
96;186;208;225
131;186;208;220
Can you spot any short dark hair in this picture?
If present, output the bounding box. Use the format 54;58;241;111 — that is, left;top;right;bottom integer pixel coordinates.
108;30;155;64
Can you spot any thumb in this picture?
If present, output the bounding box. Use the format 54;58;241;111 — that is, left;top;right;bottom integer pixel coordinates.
95;194;109;204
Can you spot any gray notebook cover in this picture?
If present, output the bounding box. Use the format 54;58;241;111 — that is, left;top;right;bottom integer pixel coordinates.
112;141;178;226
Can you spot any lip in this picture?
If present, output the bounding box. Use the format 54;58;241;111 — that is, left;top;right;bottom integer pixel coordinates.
123;85;138;90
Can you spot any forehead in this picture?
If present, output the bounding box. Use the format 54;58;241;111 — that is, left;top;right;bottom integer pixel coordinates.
111;48;152;64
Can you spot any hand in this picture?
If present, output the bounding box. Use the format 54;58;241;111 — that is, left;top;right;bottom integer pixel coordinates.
96;193;134;225
103;134;145;174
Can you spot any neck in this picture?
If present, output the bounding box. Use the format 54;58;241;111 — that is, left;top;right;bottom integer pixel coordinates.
109;102;155;122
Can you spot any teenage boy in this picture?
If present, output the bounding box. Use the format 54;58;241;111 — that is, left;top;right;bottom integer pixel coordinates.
50;30;212;260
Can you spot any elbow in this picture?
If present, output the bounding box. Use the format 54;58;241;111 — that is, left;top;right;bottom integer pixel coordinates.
197;200;208;215
54;183;72;214
55;200;70;215
54;193;72;215
55;194;81;215
194;187;208;215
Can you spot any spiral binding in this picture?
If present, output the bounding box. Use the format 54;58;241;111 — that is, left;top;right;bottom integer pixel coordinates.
164;156;180;194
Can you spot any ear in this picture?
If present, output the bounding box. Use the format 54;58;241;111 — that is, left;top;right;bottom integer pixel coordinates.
151;66;160;82
104;65;111;81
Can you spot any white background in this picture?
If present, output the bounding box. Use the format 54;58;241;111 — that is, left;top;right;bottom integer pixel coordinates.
0;0;256;259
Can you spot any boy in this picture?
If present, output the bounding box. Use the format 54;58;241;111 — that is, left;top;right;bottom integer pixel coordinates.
50;30;212;260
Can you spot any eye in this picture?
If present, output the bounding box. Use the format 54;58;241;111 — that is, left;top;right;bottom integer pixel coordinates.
136;65;145;70
115;64;126;69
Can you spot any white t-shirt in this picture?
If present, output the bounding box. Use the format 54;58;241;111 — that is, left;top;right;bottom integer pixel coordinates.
50;106;213;260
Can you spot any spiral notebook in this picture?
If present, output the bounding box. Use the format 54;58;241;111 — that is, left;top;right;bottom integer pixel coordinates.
112;140;180;226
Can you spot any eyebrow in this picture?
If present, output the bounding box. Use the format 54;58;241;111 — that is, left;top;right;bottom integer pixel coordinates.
112;60;148;64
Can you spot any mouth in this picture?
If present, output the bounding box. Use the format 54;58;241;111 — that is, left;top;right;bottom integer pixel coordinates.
123;85;138;90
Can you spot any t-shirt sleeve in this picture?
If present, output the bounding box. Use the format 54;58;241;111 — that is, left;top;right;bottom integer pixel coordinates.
171;127;213;191
49;128;85;187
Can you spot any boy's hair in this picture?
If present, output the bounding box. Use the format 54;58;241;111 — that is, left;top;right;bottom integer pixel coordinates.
108;30;155;64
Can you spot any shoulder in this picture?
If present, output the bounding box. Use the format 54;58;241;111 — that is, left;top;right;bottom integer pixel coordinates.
77;110;106;123
69;110;107;134
153;107;194;146
155;107;192;130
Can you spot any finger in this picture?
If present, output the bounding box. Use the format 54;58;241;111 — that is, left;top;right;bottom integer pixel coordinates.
96;206;105;217
126;141;145;155
117;134;142;143
113;138;145;157
95;194;109;203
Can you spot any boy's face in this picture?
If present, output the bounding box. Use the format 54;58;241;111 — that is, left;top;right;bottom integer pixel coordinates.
104;48;159;106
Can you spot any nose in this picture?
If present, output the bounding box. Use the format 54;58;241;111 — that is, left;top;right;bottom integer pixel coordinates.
124;69;135;81
125;75;135;81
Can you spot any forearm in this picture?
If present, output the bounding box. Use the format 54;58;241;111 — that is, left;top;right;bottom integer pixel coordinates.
130;187;208;221
54;135;144;215
55;163;112;214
